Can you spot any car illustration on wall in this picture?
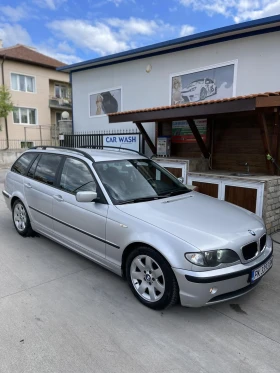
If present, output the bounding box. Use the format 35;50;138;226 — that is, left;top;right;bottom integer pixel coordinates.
181;78;217;102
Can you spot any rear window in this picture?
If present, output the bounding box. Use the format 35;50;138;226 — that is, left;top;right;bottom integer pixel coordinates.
34;154;63;186
11;153;38;175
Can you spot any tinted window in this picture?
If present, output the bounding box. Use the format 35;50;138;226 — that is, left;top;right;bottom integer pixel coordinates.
60;158;96;193
34;154;63;186
27;155;40;178
11;153;37;175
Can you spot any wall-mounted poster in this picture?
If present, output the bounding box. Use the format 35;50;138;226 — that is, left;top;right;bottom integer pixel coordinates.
89;87;122;117
172;119;207;143
171;61;237;105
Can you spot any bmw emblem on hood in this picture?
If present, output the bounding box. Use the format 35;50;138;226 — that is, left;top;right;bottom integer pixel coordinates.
248;230;256;236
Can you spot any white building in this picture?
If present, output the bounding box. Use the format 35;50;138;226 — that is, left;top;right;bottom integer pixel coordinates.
58;15;280;145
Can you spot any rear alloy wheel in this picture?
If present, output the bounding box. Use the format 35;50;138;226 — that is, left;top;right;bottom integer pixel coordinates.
13;200;34;237
126;246;179;310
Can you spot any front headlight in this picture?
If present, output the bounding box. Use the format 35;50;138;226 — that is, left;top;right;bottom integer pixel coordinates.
185;249;240;267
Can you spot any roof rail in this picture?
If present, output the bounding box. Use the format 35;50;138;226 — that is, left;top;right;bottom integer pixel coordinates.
29;146;95;162
80;145;147;157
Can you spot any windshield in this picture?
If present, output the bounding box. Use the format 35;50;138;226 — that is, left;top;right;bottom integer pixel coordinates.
188;79;204;87
94;159;190;204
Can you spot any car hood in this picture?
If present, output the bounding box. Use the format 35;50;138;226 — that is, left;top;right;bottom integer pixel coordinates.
116;192;265;251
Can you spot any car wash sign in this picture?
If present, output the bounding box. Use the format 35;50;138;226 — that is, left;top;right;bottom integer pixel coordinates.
103;134;140;151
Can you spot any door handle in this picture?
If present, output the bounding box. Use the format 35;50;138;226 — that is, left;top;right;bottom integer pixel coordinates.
24;183;32;189
53;195;64;202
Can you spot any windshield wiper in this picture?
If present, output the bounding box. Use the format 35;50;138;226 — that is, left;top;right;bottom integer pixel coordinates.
117;196;165;205
160;188;191;197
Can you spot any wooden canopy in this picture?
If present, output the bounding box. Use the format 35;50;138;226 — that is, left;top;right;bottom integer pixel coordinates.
108;92;280;174
109;92;280;123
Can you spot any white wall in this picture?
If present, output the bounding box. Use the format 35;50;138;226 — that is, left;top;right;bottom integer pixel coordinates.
72;31;280;144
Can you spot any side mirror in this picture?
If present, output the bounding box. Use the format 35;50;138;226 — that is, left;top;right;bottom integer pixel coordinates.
76;191;97;203
178;177;184;183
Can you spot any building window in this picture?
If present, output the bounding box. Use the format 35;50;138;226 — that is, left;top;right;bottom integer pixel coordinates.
21;141;34;149
11;73;35;93
13;107;37;125
55;84;69;99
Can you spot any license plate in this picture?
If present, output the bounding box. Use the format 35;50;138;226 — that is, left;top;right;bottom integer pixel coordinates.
251;257;273;283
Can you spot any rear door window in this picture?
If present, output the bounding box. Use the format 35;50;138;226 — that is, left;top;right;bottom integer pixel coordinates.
11;153;38;175
34;154;63;186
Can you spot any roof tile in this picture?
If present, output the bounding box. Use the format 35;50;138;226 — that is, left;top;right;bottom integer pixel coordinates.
109;92;280;116
0;44;66;69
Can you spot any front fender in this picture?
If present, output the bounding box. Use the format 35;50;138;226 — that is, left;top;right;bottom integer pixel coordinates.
105;206;198;270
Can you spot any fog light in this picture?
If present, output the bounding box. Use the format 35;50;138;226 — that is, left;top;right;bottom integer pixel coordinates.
210;287;217;294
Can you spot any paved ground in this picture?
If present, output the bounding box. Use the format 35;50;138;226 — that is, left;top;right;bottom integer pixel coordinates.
0;167;280;373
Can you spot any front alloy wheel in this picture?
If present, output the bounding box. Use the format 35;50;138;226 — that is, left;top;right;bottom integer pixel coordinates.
200;87;207;100
130;255;165;302
126;246;179;310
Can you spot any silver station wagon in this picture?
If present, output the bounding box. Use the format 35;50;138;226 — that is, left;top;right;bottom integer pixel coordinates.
2;147;273;309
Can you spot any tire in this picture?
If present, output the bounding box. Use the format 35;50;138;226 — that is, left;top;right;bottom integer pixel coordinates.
12;200;34;237
200;87;207;101
126;246;179;310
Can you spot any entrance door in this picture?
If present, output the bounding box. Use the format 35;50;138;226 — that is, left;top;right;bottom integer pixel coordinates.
52;156;108;260
56;112;62;124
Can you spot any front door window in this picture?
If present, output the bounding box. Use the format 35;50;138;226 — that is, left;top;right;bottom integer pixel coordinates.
60;158;96;194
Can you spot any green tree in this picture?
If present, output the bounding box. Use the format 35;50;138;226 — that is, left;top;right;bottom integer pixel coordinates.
0;85;13;131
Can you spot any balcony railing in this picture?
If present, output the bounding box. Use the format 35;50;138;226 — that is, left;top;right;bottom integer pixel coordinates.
49;95;72;109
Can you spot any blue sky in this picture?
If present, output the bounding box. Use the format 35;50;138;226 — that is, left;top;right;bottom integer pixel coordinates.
0;0;280;65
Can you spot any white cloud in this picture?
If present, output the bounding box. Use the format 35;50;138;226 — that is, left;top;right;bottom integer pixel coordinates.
0;5;29;22
57;41;75;54
169;6;178;12
234;0;280;22
108;0;124;5
180;24;196;37
48;20;129;56
48;17;176;56
37;46;81;64
33;0;66;10
0;23;32;46
90;0;133;8
179;0;280;22
0;22;80;65
107;17;160;36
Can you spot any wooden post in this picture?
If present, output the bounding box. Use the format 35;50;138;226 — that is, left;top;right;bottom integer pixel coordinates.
187;118;210;159
207;118;214;169
135;122;156;154
155;121;159;153
271;108;280;175
258;112;274;175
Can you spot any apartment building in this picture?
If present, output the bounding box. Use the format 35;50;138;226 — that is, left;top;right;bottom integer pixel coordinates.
0;43;71;148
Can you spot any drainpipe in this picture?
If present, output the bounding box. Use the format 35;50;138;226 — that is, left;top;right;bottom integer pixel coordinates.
1;55;9;150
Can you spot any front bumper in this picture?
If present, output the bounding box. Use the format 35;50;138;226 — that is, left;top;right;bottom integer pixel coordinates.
173;240;273;307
